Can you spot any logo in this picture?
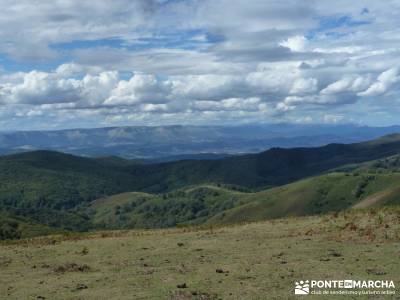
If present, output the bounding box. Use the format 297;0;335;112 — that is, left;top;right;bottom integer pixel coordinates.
295;280;310;295
344;280;353;289
294;279;396;296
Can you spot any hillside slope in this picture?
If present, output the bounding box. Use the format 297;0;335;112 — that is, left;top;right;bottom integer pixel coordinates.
0;151;140;230
0;213;61;240
91;153;400;229
130;133;400;191
90;186;247;229
1;134;400;232
1;208;399;299
92;169;400;229
208;171;400;224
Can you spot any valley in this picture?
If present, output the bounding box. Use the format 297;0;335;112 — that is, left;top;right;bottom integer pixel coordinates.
1;134;400;238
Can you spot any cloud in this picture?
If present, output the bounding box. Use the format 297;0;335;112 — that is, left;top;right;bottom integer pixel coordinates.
104;74;171;106
280;36;307;52
0;71;81;105
323;114;345;124
290;78;318;95
358;68;400;97
1;1;400;129
170;75;245;100
192;97;266;112
0;0;156;61
320;76;371;95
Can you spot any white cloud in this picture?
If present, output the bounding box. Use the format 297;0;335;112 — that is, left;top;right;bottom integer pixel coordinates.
358;68;400;97
0;71;81;105
82;72;120;106
313;46;364;55
1;1;400;129
104;74;171;106
276;101;295;112
321;76;371;95
192;97;265;112
290;78;318;95
280;36;307;52
56;63;105;77
170;74;243;100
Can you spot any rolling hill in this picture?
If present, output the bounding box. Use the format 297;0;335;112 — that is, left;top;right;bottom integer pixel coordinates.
130;133;400;191
1;133;400;235
89;185;248;229
91;164;400;229
208;171;400;225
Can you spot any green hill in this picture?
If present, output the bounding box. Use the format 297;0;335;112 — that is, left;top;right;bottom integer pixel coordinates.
117;133;400;192
90;153;400;230
1;134;400;235
0;213;62;240
0;151;141;230
90;186;247;229
91;169;400;229
208;172;400;224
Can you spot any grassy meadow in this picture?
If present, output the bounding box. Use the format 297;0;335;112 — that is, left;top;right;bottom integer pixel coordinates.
1;207;399;300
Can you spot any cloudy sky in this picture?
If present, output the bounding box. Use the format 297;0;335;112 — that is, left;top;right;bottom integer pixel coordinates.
1;0;400;130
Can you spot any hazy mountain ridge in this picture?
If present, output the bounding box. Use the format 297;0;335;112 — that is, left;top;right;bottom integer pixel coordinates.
2;124;400;159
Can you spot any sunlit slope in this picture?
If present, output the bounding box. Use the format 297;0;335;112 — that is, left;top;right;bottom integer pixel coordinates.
91;170;400;228
90;185;248;229
208;172;400;224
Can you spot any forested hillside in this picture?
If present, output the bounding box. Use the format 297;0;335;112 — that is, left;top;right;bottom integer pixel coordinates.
1;134;400;236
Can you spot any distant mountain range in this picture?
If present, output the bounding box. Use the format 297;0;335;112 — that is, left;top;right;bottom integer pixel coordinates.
1;132;400;236
2;124;400;159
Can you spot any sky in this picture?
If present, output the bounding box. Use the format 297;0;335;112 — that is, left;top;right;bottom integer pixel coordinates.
0;0;400;130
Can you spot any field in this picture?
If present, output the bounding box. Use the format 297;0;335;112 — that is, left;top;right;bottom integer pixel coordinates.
1;207;399;300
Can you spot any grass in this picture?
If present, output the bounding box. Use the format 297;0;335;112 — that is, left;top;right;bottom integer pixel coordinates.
88;171;400;231
1;207;399;299
208;172;400;224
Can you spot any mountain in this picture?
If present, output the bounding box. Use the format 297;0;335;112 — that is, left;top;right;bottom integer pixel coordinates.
1;133;400;235
91;153;400;229
2;124;400;159
132;133;400;191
